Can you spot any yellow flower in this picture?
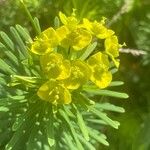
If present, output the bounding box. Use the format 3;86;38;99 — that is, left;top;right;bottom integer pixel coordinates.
60;28;92;51
28;11;123;105
59;11;78;31
105;35;120;67
82;19;114;39
40;52;71;80
87;52;112;88
63;60;91;89
31;27;59;55
56;25;70;41
58;12;92;51
37;79;71;104
105;35;119;57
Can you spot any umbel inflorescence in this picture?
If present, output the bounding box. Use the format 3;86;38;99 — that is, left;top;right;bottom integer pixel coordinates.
0;9;128;149
31;11;123;105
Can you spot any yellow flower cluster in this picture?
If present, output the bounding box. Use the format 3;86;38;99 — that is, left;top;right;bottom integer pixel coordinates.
30;11;122;105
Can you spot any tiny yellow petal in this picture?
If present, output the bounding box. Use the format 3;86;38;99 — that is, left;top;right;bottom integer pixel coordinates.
40;52;71;80
82;18;93;31
111;56;120;68
105;35;119;57
31;41;53;55
91;69;112;88
82;19;114;39
41;27;59;47
37;80;72;104
105;35;120;68
31;27;59;55
59;11;78;31
73;29;92;51
56;26;69;41
59;12;68;25
87;52;110;69
63;60;91;89
88;52;112;88
60;29;92;51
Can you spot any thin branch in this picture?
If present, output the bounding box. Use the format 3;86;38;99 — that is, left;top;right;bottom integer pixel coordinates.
119;48;147;56
107;0;134;27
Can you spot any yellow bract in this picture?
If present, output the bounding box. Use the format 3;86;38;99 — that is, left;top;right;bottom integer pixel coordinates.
105;35;120;68
90;66;112;89
63;60;91;89
73;29;92;50
37;79;72;104
60;28;92;51
31;41;53;55
105;35;119;57
59;11;78;31
87;52;112;88
40;52;71;80
58;12;92;51
56;26;70;41
31;28;59;55
83;19;114;39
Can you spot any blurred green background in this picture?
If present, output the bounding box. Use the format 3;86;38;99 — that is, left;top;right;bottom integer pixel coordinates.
0;0;150;149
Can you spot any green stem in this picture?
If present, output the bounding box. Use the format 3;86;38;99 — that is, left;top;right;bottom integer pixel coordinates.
20;0;41;35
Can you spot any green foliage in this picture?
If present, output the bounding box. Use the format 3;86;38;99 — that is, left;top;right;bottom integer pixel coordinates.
0;0;150;149
0;0;124;32
0;6;128;150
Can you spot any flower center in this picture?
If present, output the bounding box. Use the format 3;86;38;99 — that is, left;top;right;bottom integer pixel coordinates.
72;66;84;79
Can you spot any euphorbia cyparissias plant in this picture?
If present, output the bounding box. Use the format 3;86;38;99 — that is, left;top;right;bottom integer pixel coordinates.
0;8;128;149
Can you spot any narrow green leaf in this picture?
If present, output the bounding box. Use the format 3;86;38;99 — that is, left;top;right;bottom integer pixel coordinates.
78;134;96;150
8;95;26;100
76;110;89;141
79;42;97;60
54;16;60;28
110;68;118;74
88;129;109;146
63;105;75;118
12;115;25;132
63;132;77;150
10;27;28;57
76;92;95;107
0;76;7;85
16;25;32;43
0;58;16;74
46;104;55;147
83;88;129;99
91;108;120;129
6;121;35;150
27;102;46;150
86;119;107;125
26;126;41;150
59;109;84;150
88;127;107;140
109;81;124;87
0;31;15;51
30;68;40;77
20;1;40;35
12;101;39;131
11;75;40;84
6;106;38;150
0;98;26;107
95;103;125;113
34;17;41;34
0;42;19;66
